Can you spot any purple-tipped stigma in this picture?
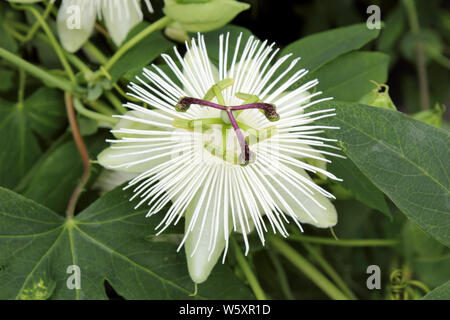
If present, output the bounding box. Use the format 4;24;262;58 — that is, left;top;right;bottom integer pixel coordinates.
175;97;279;165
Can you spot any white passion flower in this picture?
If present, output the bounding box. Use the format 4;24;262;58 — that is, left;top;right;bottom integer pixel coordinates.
57;0;153;52
98;33;343;284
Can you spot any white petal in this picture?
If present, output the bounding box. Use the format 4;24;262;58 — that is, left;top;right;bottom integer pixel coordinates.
112;110;173;139
93;169;138;193
97;143;171;173
57;0;96;52
266;166;337;228
184;185;231;284
102;0;143;46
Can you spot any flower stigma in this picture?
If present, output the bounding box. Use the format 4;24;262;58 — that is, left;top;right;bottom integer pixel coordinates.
173;78;280;166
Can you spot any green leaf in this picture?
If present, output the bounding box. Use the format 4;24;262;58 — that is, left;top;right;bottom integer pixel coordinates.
377;5;406;53
109;23;173;83
0;98;41;189
329;158;391;218
311;51;389;101
279;23;380;87
422;281;450;300
313;101;450;246
21;134;108;214
0;69;14;91
0;88;66;189
0;13;18;53
21;87;66;141
0;187;254;299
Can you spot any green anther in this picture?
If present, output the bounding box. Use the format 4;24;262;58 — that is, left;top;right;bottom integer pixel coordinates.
235;92;260;104
235;92;261;117
173;118;224;131
213;85;226;105
237;122;278;144
203;78;234;102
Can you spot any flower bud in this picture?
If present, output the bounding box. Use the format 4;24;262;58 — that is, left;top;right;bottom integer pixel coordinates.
359;81;396;110
163;0;250;32
412;104;444;128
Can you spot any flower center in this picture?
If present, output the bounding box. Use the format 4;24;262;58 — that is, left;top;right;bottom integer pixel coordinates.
173;79;280;166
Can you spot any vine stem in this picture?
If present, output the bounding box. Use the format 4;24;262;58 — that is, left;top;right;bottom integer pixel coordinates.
14;4;76;83
104;91;127;114
267;250;294;300
407;280;431;294
231;237;267;300
65;93;91;219
289;234;398;247
24;0;54;42
402;0;430;110
9;20;95;78
269;236;349;300
73;98;117;125
0;47;74;92
84;41;108;65
101;16;172;72
303;243;357;300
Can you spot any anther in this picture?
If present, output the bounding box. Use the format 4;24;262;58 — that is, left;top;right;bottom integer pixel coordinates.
230;103;280;122
175;97;227;112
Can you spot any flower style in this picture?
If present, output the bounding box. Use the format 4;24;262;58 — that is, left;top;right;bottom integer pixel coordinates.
57;0;153;52
98;33;343;284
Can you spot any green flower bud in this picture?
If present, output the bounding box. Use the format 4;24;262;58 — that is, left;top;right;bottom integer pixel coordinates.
163;0;250;32
164;22;191;43
359;81;396;110
412;104;445;128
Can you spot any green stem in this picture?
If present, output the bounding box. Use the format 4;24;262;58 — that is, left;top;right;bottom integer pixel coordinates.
289;234;398;247
231;237;267;300
24;0;54;42
403;0;430;110
16;4;76;83
267;251;294;300
73;99;117;125
102;16;172;72
10;20;94;78
114;83;141;102
303;244;357;300
65;53;94;77
88;100;116;116
83;41;108;65
270;236;349;300
4;24;27;42
0;47;74;92
104;91;127;114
